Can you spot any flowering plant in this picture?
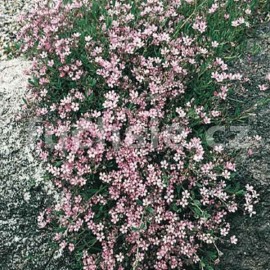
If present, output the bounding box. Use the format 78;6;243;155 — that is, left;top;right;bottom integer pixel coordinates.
18;0;263;269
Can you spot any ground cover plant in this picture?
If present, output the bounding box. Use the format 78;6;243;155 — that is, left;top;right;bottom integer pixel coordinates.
18;0;269;269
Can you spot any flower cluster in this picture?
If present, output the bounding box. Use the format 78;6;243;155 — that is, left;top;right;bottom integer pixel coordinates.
19;0;260;269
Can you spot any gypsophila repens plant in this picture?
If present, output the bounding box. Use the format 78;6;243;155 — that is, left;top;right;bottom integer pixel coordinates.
18;0;267;269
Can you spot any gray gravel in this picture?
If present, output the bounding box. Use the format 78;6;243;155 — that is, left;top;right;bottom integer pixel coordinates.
0;58;69;270
219;23;270;270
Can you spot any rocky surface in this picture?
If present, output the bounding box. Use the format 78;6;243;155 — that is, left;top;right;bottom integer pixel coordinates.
219;23;270;270
0;59;69;270
0;2;72;269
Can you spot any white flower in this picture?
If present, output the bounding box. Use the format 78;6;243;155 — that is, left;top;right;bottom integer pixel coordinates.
116;253;124;262
211;41;219;48
23;192;31;202
230;235;238;244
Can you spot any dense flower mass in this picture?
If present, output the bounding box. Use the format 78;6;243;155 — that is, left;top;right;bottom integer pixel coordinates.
18;0;263;269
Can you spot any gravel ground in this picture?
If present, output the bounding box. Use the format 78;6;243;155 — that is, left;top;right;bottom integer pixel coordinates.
0;0;33;60
219;23;270;270
0;2;71;269
0;58;69;270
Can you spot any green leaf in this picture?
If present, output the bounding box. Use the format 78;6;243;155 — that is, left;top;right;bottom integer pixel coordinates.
146;206;154;214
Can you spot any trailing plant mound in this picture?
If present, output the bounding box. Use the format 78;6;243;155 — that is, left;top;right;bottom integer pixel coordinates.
18;0;264;269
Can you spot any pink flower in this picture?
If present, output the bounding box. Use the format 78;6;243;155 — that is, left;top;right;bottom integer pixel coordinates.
208;3;218;14
258;84;268;91
230;235;238;244
69;243;75;252
211;41;219;48
192;18;207;33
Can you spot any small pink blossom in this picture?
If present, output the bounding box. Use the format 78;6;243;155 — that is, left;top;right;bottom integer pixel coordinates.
230;235;238;244
258;84;268;91
211;41;219;48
